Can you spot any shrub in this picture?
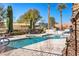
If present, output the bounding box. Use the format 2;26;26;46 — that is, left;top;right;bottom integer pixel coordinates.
30;29;44;34
11;30;26;35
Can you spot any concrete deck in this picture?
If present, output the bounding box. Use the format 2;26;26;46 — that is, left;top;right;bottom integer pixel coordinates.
0;38;66;56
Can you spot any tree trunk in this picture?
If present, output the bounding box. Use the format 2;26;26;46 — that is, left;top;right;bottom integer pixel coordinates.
75;18;77;56
48;4;50;29
32;19;35;30
60;11;62;30
29;19;32;33
33;21;35;30
30;19;32;30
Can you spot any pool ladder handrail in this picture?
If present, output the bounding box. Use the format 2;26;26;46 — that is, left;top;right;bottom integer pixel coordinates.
0;37;10;46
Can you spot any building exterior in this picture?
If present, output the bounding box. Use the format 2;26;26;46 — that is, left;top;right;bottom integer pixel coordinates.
13;22;41;31
0;22;29;34
0;21;42;34
0;21;4;28
55;23;72;30
13;22;29;31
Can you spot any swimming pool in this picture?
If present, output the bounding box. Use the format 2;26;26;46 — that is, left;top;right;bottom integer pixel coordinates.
7;35;65;48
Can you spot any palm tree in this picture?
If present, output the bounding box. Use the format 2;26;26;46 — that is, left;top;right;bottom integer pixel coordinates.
48;3;50;29
57;3;66;30
7;5;13;33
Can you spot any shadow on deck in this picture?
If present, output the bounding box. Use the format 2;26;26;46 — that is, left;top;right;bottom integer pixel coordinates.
0;45;16;54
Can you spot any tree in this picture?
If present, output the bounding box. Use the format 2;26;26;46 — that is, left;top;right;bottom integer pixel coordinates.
57;3;66;30
0;4;7;30
17;14;29;23
0;4;6;21
48;3;50;29
17;9;41;30
7;5;13;33
50;16;56;28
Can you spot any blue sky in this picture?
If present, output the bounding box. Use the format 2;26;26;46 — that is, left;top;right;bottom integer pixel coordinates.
3;3;72;24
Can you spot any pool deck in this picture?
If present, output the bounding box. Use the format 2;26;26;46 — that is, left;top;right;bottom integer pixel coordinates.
0;30;70;56
0;37;66;56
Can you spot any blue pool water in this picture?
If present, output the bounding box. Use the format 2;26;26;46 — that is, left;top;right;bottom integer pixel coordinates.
7;35;64;48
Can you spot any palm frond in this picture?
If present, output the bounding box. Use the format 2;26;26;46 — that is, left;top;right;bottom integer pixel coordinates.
57;3;67;11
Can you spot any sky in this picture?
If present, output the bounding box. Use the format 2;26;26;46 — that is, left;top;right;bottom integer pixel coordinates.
3;3;72;24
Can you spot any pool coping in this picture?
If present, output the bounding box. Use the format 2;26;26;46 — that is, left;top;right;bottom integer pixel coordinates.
7;33;48;41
